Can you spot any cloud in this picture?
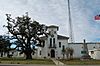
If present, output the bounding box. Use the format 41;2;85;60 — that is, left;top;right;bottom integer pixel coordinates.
0;0;100;42
70;0;100;42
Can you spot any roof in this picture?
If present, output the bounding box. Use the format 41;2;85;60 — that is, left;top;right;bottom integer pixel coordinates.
40;36;47;40
47;25;58;28
68;42;100;44
47;25;59;30
40;35;69;40
57;35;69;40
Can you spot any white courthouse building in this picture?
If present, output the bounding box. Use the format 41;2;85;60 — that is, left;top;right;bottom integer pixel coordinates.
35;25;100;59
37;25;69;59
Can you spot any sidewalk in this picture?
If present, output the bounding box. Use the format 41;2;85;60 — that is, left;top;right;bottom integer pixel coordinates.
51;58;65;66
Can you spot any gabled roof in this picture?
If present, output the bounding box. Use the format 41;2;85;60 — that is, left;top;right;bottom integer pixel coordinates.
57;35;69;40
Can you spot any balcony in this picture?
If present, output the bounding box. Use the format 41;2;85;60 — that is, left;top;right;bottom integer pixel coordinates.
49;44;56;48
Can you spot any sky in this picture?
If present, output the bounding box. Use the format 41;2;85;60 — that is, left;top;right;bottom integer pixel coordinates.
0;0;100;42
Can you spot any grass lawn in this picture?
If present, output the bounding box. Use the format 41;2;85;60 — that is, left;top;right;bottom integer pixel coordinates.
0;57;55;64
60;59;100;65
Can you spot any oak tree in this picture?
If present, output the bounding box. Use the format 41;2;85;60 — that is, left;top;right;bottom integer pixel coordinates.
5;13;47;59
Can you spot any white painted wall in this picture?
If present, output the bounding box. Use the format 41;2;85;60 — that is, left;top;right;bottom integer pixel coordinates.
57;39;68;58
89;49;100;59
69;44;83;58
69;43;100;58
12;51;25;57
35;26;100;59
41;40;48;58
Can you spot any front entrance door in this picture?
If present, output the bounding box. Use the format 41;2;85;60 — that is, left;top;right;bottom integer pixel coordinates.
50;49;55;58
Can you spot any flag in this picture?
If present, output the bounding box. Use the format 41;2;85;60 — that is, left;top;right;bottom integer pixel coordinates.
95;15;100;20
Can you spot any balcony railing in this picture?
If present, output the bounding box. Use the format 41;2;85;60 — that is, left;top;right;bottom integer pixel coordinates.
49;44;56;48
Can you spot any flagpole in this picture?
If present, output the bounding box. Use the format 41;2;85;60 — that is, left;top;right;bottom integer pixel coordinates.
67;0;74;43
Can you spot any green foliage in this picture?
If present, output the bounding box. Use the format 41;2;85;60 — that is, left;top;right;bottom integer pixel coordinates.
5;13;47;59
0;35;11;53
61;47;74;59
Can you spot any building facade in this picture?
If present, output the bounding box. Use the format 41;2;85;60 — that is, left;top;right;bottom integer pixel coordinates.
1;25;100;59
36;25;100;59
38;25;69;59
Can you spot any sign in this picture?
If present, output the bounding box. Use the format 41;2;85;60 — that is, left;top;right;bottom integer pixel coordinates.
81;51;86;54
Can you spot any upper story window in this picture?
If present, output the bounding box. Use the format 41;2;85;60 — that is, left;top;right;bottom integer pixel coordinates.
49;31;51;34
53;38;55;44
59;42;61;48
50;38;52;47
54;31;56;34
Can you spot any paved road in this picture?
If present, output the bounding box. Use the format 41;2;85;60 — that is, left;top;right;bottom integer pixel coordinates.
0;64;100;66
67;65;100;66
0;64;55;66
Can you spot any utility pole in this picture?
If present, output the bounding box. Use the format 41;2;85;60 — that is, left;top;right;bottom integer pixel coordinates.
67;0;74;43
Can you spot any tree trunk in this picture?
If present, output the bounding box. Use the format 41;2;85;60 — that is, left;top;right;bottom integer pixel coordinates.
7;52;10;58
24;50;32;60
26;53;32;59
1;52;3;57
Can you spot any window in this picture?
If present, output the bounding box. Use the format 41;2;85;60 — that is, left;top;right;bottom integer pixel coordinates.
53;38;55;47
40;51;41;55
53;38;55;44
12;52;14;54
43;41;45;47
50;38;52;47
62;45;65;49
91;51;94;54
62;45;65;52
54;31;56;34
59;42;61;48
93;46;95;48
49;31;51;34
48;53;50;56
